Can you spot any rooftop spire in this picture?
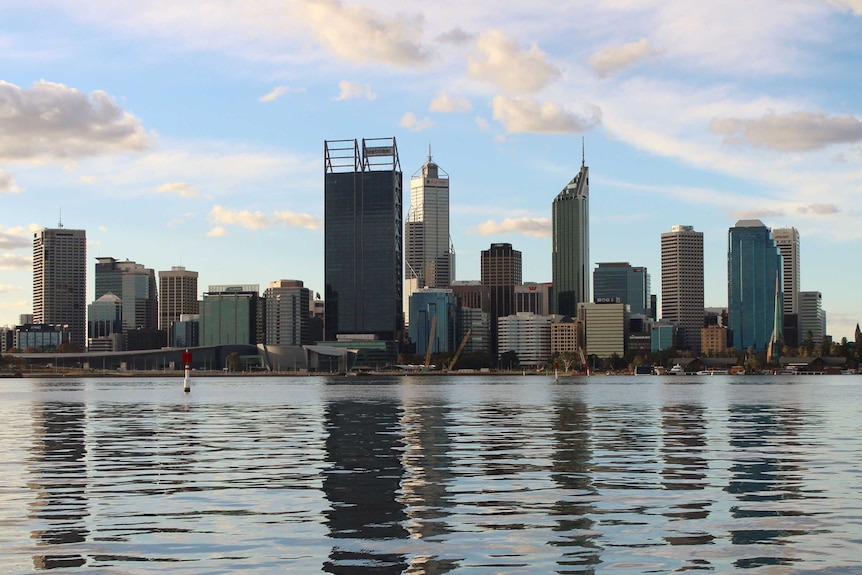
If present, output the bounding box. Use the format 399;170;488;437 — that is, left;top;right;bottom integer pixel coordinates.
581;137;585;168
428;143;433;164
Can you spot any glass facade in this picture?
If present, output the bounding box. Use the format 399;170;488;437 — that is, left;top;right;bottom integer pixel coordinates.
728;220;782;352
552;163;589;316
593;262;651;316
324;139;403;342
200;291;259;346
408;289;455;355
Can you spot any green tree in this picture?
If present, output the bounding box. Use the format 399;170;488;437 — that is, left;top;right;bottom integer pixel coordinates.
226;352;241;372
500;350;520;370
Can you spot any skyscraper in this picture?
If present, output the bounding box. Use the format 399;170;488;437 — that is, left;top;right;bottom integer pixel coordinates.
159;266;199;336
481;242;522;358
405;152;453;290
727;220;782;352
661;225;704;352
33;227;86;350
95;257;158;331
324;138;403;342
552;154;589;316
593;262;652;317
264;279;311;346
771;227;799;315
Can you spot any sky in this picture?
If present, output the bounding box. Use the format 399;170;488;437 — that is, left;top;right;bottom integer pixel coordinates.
1;0;862;342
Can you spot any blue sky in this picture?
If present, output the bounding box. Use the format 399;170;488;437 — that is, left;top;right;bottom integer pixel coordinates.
1;0;861;341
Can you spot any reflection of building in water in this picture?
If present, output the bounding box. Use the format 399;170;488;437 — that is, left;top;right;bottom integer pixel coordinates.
398;400;459;573
322;400;409;574
725;404;807;569
550;401;601;571
660;404;714;556
29;401;89;569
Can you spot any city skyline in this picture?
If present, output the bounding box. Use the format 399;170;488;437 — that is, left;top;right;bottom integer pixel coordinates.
2;2;861;340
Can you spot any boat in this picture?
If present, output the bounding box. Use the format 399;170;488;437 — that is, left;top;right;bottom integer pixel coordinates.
696;369;730;376
668;364;684;375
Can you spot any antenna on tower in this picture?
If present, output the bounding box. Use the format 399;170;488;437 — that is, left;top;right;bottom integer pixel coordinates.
428;143;433;163
58;208;64;229
581;137;585;168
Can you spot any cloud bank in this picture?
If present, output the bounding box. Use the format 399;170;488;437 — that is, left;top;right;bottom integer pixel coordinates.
474;217;551;238
712;111;862;152
468;29;560;93
492;96;601;134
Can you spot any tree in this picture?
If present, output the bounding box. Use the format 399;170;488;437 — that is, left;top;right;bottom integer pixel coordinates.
499;350;520;370
226;352;241;372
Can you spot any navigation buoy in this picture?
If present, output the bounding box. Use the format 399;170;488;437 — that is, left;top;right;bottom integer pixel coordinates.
182;349;192;393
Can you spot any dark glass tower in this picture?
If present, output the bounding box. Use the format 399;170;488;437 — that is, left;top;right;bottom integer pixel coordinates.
481;242;522;359
324;138;403;342
552;156;589;317
728;220;782;352
593;262;652;317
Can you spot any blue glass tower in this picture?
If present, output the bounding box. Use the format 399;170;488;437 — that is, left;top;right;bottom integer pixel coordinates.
728;220;782;352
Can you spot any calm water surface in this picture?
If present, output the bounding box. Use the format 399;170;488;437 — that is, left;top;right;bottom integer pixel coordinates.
1;374;861;574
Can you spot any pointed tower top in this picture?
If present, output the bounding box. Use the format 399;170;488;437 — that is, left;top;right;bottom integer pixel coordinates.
58;208;63;229
428;143;433;164
581;137;585;168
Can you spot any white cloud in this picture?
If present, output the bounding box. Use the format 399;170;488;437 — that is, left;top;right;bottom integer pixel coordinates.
798;203;840;215
0;169;21;193
429;92;472;113
0;80;147;162
0;225;36;250
589;38;662;78
210;205;271;230
826;0;862;15
0;253;32;270
400;112;433;132
272;210;322;229
156;182;199;198
728;208;785;220
0;284;22;293
206;226;228;237
492;95;601;134
475;116;491;131
259;86;297;102
333;81;377;101
473;217;551;238
294;0;431;67
79;175;99;184
711;111;862;152
468;29;560;93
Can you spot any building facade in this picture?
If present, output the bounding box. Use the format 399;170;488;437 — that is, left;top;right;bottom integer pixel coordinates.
701;324;729;355
457;306;491;357
88;293;124;351
580;302;628;359
405;153;453;290
95;257;158;332
727;220;782;352
498;312;552;368
799;291;826;345
552;157;589;316
408;288;456;356
159;266;199;337
200;285;261;346
324;138;403;343
481;243;522;357
772;227;799;315
515;282;553;316
661;225;704;353
264;279;311;346
33;227;87;350
593;262;652;317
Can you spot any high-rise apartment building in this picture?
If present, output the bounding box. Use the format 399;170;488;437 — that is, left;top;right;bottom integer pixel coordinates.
159;266;199;336
552;155;589;316
263;279;311;346
405;153;453;290
324;138;403;343
95;257;158;331
593;262;652;317
33;227;87;350
799;291;826;345
727;220;782;352
481;243;522;358
660;225;704;352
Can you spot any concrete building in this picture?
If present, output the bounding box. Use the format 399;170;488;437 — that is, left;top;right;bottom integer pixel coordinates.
515;282;553;316
88;293;124;352
264;280;311;346
593;262;652;318
171;313;200;348
728;220;782;352
799;291;826;345
772;227;800;347
408;288;456;356
498;312;552;368
481;243;522;357
405;152;453;291
580;302;629;359
551;316;582;355
701;325;729;355
324;138;403;345
552;153;589;316
661;225;704;353
33;227;86;350
159;266;199;338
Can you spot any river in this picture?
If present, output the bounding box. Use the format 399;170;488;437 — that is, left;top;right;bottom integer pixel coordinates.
0;374;860;574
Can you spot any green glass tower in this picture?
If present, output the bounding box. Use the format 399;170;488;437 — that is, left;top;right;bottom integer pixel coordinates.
552;156;589;317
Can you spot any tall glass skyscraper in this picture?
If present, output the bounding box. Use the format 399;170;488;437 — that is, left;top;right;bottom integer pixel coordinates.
33;227;87;350
324;138;403;342
728;220;782;352
552;157;589;317
593;262;652;317
661;225;704;352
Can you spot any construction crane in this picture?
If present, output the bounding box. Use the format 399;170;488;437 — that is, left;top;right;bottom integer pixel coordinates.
448;328;472;371
424;316;437;369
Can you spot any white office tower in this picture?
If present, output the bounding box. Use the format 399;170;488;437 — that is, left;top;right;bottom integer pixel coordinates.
660;225;704;353
771;227;800;315
405;151;454;290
